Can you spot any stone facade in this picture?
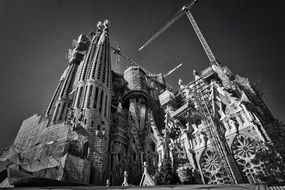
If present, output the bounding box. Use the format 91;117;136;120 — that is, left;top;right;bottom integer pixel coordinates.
5;21;166;186
4;21;283;186
158;64;280;184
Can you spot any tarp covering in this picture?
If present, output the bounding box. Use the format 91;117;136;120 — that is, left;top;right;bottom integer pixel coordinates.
64;154;91;184
5;114;90;183
0;148;10;162
8;114;72;164
124;66;149;93
20;156;61;172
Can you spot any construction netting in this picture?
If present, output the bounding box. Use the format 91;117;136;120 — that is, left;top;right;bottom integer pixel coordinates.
2;114;90;184
124;66;148;92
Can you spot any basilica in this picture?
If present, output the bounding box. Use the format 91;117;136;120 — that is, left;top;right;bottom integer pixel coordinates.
1;20;284;186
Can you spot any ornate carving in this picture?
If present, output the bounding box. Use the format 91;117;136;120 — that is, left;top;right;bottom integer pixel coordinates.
200;149;231;184
65;108;75;125
231;135;262;183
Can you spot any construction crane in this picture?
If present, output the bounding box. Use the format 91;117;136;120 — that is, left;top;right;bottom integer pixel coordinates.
111;46;139;67
138;0;218;66
110;45;182;78
111;46;122;73
163;63;182;77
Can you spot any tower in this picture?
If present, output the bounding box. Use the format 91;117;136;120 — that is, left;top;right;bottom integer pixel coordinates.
18;20;112;186
3;12;284;187
45;34;90;122
72;20;112;185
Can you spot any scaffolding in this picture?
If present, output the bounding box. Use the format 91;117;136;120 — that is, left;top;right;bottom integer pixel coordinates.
190;77;237;184
169;75;238;184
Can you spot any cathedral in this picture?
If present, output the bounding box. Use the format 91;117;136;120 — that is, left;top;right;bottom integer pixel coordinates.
1;19;283;186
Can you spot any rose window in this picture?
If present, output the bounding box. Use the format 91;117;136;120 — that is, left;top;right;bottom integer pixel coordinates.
233;135;256;163
232;135;262;183
202;150;221;172
200;149;231;184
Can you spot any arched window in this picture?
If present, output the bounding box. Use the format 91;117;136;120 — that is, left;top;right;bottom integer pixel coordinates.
86;85;93;108
118;153;121;162
93;87;98;108
99;91;104;114
59;102;66;121
151;142;156;152
83;141;89;158
76;86;83;108
104;95;108;118
82;85;88;108
53;103;60;122
97;49;104;80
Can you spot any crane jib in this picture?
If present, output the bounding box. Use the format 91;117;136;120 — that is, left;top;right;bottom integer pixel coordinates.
138;0;218;66
138;0;197;51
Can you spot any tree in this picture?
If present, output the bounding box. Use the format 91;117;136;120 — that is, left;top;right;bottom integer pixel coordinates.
153;157;180;185
253;142;285;186
266;120;285;159
177;167;197;184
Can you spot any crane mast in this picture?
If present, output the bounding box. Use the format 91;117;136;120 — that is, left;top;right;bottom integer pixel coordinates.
185;10;217;65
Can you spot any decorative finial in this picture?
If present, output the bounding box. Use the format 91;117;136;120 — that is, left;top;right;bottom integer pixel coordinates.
103;20;110;28
143;161;147;174
193;69;198;76
178;78;183;86
97;21;102;29
121;171;129;186
178;78;185;89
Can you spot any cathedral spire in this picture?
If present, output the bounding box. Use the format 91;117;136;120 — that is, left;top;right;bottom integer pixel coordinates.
48;34;90;123
92;21;103;42
98;20;110;44
78;21;103;82
73;22;103;110
72;20;112;184
88;19;111;85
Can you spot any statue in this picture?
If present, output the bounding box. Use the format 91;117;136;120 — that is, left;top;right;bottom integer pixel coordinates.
106;179;110;187
78;109;84;122
178;78;184;89
66;108;74;125
121;171;129;186
143;161;148;174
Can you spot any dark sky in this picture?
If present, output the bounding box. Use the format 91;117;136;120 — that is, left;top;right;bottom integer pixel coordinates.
0;0;285;151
